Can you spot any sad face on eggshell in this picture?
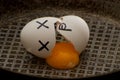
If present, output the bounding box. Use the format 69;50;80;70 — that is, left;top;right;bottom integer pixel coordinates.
20;15;90;58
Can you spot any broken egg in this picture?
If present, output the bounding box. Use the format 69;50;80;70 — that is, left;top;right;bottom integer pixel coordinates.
20;15;89;58
57;15;90;54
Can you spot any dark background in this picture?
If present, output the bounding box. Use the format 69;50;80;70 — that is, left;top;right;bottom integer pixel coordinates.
0;68;120;80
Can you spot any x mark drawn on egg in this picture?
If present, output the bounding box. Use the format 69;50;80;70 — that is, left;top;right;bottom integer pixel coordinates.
36;20;49;29
38;40;49;51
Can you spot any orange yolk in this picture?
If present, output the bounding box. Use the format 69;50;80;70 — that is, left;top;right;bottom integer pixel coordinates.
46;42;80;69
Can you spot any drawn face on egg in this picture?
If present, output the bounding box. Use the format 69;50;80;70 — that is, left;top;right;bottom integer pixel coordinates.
20;17;61;58
20;15;89;58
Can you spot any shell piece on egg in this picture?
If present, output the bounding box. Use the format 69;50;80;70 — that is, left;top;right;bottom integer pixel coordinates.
57;15;90;54
20;17;61;58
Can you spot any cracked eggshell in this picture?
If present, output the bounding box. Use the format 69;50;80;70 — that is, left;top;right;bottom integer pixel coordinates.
20;17;61;58
57;15;90;54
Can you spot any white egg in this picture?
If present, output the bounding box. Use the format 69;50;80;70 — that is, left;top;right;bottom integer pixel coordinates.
57;15;90;54
20;15;89;58
20;17;61;58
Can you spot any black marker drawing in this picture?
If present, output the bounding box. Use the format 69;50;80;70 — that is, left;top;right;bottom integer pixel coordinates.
54;22;57;29
36;20;49;29
38;40;49;51
59;23;72;31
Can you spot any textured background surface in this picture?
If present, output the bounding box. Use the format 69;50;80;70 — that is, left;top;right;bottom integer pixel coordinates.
0;0;120;21
0;0;120;79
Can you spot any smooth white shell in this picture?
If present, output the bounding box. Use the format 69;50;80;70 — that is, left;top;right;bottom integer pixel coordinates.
57;15;90;53
20;17;61;58
20;15;90;58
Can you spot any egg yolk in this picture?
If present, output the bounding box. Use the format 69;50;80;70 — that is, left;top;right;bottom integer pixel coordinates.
46;42;80;69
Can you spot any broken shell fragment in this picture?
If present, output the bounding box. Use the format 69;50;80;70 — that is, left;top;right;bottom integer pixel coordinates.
57;15;90;54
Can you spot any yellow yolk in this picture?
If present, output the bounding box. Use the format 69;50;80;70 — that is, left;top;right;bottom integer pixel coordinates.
46;42;80;69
